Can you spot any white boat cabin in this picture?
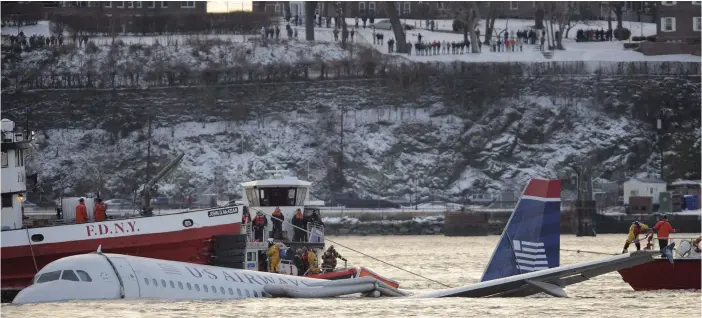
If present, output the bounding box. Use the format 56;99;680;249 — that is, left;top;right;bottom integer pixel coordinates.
1;119;32;231
240;169;324;242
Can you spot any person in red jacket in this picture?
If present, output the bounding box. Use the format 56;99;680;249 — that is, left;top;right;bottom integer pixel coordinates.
75;198;88;224
653;215;676;249
94;198;107;222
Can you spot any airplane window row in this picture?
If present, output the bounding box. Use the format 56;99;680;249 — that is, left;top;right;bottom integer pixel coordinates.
34;270;92;284
142;277;261;298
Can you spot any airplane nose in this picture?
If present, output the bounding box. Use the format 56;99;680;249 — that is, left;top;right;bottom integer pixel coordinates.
12;287;35;304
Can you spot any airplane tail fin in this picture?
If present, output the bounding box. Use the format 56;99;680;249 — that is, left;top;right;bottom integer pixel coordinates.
480;178;561;282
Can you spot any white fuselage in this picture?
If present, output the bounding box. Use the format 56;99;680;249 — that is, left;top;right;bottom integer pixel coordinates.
13;253;325;304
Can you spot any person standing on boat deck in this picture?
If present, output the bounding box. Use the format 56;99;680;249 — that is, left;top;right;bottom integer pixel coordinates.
253;211;268;242
266;239;281;273
622;221;652;253
307;248;320;274
94;198;107;222
292;208;306;242
653;215;676;249
271;207;284;240
294;249;307;275
75;198;88;224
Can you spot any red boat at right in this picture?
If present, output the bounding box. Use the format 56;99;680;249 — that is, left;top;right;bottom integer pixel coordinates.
618;236;701;291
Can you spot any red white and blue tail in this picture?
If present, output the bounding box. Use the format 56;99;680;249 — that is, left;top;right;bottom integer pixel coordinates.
480;179;561;282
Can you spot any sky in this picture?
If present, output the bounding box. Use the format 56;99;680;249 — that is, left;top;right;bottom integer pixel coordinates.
207;1;252;12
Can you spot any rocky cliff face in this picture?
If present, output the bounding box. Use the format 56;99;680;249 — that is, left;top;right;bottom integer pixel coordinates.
2;61;700;203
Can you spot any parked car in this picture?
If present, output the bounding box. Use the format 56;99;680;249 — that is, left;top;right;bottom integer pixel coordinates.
371;19;414;31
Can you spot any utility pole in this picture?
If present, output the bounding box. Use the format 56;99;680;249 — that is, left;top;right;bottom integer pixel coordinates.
657;118;664;181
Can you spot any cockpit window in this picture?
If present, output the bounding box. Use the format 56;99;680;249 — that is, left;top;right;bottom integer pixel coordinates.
61;270;80;281
36;270;61;283
76;270;92;282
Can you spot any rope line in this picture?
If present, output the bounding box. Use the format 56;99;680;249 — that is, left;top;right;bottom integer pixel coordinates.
251;207;452;288
560;248;617;256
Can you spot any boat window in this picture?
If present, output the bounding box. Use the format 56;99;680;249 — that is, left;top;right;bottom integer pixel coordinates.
186;283;192;290
247;252;256;262
195;284;200;292
253;290;258;297
144;278;150;285
212;286;217;293
36;270;61;283
237;289;242;297
161;279;166;288
76;270;92;282
246;188;258;207
152;278;158;286
169;281;175;288
220;287;226;294
203;285;209;292
228;288;233;295
1;193;11;208
1;151;7;168
245;290;251;298
61;270;80;282
296;188;307;206
30;234;44;242
178;282;183;289
258;187;298;206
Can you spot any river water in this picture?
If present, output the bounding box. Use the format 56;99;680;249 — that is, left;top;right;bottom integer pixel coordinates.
3;234;700;318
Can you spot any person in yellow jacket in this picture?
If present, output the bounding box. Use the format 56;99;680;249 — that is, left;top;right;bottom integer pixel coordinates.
307;249;320;274
622;221;652;253
266;239;281;273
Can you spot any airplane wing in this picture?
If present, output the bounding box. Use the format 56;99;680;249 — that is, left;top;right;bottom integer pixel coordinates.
420;248;670;298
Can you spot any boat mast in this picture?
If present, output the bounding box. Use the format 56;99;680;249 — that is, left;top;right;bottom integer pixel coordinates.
142;116;153;216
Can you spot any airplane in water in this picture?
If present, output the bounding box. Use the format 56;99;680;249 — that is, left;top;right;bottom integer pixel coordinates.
12;178;674;303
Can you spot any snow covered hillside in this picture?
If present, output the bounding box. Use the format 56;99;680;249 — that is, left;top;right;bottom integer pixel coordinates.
4;73;699;203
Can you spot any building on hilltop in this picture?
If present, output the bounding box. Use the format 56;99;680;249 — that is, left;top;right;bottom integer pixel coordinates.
640;1;701;55
252;1;657;22
656;1;701;42
48;1;207;15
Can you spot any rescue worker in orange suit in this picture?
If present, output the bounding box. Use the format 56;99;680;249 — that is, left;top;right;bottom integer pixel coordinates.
75;198;88;224
622;221;652;253
321;245;346;271
652;215;676;249
266;239;281;273
291;208;307;242
253;211;268;242
94;198;107;222
271;207;284;240
307;248;319;274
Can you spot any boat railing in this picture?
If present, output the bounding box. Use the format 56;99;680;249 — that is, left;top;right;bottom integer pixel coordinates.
645;236;700;257
306;222;324;243
244;222;269;243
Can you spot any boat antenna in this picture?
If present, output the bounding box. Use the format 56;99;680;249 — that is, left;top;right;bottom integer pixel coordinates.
250;207;452;288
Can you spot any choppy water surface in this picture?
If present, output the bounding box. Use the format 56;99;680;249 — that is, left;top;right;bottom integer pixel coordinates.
3;234;700;318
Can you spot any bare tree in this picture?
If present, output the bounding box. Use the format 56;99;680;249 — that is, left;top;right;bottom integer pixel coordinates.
545;1;579;50
534;2;545;29
384;2;408;53
610;1;625;29
335;1;349;49
284;1;292;22
450;2;481;53
305;1;317;41
482;2;498;45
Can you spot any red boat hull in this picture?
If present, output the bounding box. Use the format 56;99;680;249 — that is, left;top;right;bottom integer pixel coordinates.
2;209;242;292
618;258;701;290
307;268;357;280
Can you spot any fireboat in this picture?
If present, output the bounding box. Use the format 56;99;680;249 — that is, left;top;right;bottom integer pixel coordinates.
0;118;246;302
